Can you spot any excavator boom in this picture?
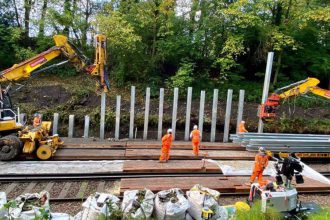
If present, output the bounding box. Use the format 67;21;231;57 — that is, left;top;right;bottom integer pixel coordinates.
259;77;330;122
0;35;109;91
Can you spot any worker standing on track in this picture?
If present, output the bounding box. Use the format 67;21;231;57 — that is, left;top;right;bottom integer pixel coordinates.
238;120;248;133
190;125;201;156
159;128;173;163
246;147;269;186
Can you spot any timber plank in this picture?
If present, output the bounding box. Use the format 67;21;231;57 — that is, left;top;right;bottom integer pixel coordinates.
123;160;221;173
126;141;243;150
60;138;243;150
124;149;254;160
54;149;126;160
120;176;330;194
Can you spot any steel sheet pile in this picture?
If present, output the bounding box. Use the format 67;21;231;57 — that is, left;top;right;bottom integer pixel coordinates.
230;133;330;152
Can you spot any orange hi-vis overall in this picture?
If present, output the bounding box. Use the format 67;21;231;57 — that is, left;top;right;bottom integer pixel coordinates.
250;153;269;186
238;122;248;133
191;130;200;155
159;134;173;161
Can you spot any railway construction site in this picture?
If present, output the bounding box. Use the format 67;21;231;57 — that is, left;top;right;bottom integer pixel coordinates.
0;134;330;218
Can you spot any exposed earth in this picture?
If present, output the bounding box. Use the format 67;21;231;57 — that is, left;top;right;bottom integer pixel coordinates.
9;75;330;139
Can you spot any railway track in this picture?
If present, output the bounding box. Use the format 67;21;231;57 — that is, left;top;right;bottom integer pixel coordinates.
1;172;329;203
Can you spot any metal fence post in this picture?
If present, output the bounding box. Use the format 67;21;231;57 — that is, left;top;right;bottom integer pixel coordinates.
236;90;245;133
68;115;74;138
210;89;218;142
53;113;59;135
115;95;121;141
198;90;205;139
129;86;135;139
158;88;164;140
258;52;274;133
143;88;150;140
84;115;90;138
184;87;192;141
100;92;106;139
223;89;233;142
171;88;179;140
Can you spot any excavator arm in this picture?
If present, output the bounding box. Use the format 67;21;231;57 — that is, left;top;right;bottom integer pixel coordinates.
0;34;109;91
259;77;330;122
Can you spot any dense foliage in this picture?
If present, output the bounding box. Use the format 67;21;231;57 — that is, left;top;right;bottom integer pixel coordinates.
0;0;329;97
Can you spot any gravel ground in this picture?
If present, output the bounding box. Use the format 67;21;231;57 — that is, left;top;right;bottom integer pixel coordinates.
83;181;99;197
30;182;47;194
0;183;11;192
65;181;82;198
50;201;82;216
7;182;30;199
49;182;66;198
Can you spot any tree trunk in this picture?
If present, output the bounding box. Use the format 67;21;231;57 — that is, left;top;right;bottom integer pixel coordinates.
24;0;33;38
12;0;21;27
273;51;282;85
63;0;71;36
82;0;92;46
38;0;48;37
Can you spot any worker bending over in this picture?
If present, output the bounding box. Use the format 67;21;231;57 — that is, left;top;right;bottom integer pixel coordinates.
190;125;201;156
159;129;173;163
246;147;269;186
238;120;248;133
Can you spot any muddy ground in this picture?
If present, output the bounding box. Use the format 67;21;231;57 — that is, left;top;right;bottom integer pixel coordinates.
9;75;330;139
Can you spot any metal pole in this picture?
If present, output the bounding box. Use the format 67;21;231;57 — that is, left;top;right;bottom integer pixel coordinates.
198;90;205;139
158;88;164;140
100;92;106;139
68;115;74;138
143;88;150;140
115;95;121;141
53;113;59;135
236;90;245;133
172;88;179;140
223;89;233;142
17;107;20;124
184;87;192;141
84;115;90;138
210;89;218;142
258;52;274;133
129;86;135;139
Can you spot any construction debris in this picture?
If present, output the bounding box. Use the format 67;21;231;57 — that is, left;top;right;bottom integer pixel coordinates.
121;189;155;219
154;188;190;220
74;192;120;220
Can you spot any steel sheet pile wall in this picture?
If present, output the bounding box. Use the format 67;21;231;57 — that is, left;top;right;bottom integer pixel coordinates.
230;133;330;152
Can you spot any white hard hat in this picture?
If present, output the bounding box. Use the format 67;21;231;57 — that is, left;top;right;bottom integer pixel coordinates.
167;129;172;134
241;121;245;123
193;125;198;129
258;147;265;152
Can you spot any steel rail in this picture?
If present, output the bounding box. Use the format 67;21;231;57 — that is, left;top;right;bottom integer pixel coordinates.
0;172;328;182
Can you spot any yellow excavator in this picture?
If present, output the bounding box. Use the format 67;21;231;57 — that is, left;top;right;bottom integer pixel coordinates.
259;77;330;122
0;34;109;160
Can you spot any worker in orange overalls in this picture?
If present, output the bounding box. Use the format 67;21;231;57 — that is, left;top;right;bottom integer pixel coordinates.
33;114;41;128
159;128;173;163
190;125;201;156
238;120;248;133
246;147;269;186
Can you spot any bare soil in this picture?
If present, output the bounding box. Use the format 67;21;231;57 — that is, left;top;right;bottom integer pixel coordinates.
10;75;330;138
